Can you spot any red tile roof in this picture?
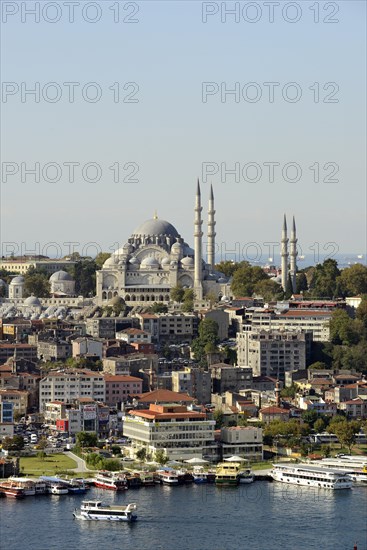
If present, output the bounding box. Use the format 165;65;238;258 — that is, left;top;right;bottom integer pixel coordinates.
135;389;194;403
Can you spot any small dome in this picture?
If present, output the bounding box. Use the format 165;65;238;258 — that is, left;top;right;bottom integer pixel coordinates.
141;257;159;268
108;295;125;306
10;276;25;285
50;270;73;282
129;257;140;265
161;257;170;266
218;277;227;283
171;242;183;252
24;295;41;306
181;256;194;267
103;255;118;268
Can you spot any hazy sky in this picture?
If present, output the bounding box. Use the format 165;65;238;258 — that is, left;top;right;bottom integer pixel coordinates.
1;0;366;264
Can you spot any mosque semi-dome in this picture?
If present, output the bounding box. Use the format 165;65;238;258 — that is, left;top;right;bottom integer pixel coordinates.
10;276;25;285
132;218;180;239
24;296;41;307
50;270;73;282
141;256;160;268
181;256;194;267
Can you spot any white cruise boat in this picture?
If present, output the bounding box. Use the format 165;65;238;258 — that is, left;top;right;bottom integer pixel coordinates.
94;471;128;491
73;500;137;522
310;458;367;485
271;464;352;490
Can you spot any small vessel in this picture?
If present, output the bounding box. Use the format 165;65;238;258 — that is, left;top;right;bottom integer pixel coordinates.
64;479;88;494
40;476;69;495
271;464;353;490
157;470;179;485
215;462;240;486
0;482;25;499
125;472;142;489
192;466;216;484
73;500;137;522
176;469;194;484
8;477;47;496
94;471;128;491
238;469;254;484
139;472;155;487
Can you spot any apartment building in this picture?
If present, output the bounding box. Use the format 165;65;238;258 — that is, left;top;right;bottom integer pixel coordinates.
104;375;143;407
39;369;105;411
171;368;212;405
123;403;215;460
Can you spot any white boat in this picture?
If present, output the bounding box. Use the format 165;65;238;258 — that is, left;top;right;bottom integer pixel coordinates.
271;464;352;490
8;477;47;496
73;500;137;522
157;470;179;485
309;458;367;485
238;469;254;484
40;476;69;495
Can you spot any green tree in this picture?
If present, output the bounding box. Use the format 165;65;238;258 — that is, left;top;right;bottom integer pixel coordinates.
170;284;185;303
24;269;50;298
215;261;241;277
213;409;225;429
314;418;326;433
2;435;24;451
332;420;360;453
337;264;367;297
76;431;98;448
284;273;294;300
191;318;219;364
356;297;367;330
136;448;147;461
149;303;168;313
296;272;308;293
309;259;340;298
254;278;283;302
301;410;318;427
70;259;97;297
154;449;168;465
329;309;361;346
231;263;269;297
308;361;328;370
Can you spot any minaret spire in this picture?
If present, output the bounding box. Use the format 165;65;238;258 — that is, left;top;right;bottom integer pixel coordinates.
289;215;298;293
207;184;216;271
194;179;203;299
281;214;289;292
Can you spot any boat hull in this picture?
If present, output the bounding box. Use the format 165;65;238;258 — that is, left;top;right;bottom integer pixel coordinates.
73;512;137;522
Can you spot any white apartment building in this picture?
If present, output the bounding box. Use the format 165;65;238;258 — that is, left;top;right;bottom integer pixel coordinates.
220;426;263;461
123;404;215;460
237;330;309;379
39;369;105;411
245;309;331;342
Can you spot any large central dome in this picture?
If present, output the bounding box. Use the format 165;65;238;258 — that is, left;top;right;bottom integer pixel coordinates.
132;218;180;238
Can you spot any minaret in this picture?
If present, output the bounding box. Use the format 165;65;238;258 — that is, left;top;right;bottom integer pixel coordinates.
207;184;216;271
289;216;298;293
194;179;203;299
281;214;289;292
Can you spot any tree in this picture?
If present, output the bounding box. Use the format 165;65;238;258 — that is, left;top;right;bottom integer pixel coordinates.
356;297;367;330
296;272;308;293
314;418;326;433
309;259;340;298
308;361;328;370
191;318;219;364
76;431;98;448
332;420;360;453
154;450;168;465
136;448;147;461
231;263;269;297
329;309;361;346
254;279;283;302
2;435;24;451
280;383;298;399
301;410;318;428
213;409;224;429
215;261;241;277
70;259;97;297
24;269;50;298
37;450;46;461
284;273;294;300
149;302;168;313
337;264;367;297
170;284;185;303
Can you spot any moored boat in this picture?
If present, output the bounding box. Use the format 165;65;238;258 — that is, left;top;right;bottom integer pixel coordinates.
73;500;137;522
157;469;179;485
94;471;128;491
192;466;216;484
271;463;353;490
0;482;25;498
215;462;240;486
139;472;155;486
238;469;254;484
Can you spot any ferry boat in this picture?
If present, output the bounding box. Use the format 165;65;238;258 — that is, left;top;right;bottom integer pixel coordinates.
0;482;25;499
192;466;216;484
94;471;128;491
157;470;179;485
40;476;69;495
215;462;240;486
73;500;137;522
309;458;367;485
138;472;155;486
8;477;47;496
176;469;194;484
64;479;88;494
271;464;353;490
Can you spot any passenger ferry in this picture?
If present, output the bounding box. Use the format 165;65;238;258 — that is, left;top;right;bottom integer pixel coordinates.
309;458;367;485
192;466;216;484
0;481;25;498
271;464;353;490
156;469;179;485
215;462;240;486
94;471;128;491
238;468;254;484
8;477;47;496
73;500;137;522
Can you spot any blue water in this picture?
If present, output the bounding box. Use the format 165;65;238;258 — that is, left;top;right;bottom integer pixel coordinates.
1;483;366;550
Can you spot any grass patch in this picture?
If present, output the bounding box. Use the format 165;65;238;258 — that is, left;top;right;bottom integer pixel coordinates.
20;453;77;477
251;461;273;470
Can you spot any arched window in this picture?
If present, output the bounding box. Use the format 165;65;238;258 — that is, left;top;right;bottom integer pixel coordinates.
140;295;145;301
125;294;131;301
113;291;118;297
159;295;164;301
108;291;112;299
145;295;150;302
131;295;136;301
165;294;170;301
151;295;155;302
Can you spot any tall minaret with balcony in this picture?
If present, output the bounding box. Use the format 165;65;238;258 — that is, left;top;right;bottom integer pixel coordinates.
281;214;289;292
289;216;298;293
194;180;203;299
207;184;216;271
